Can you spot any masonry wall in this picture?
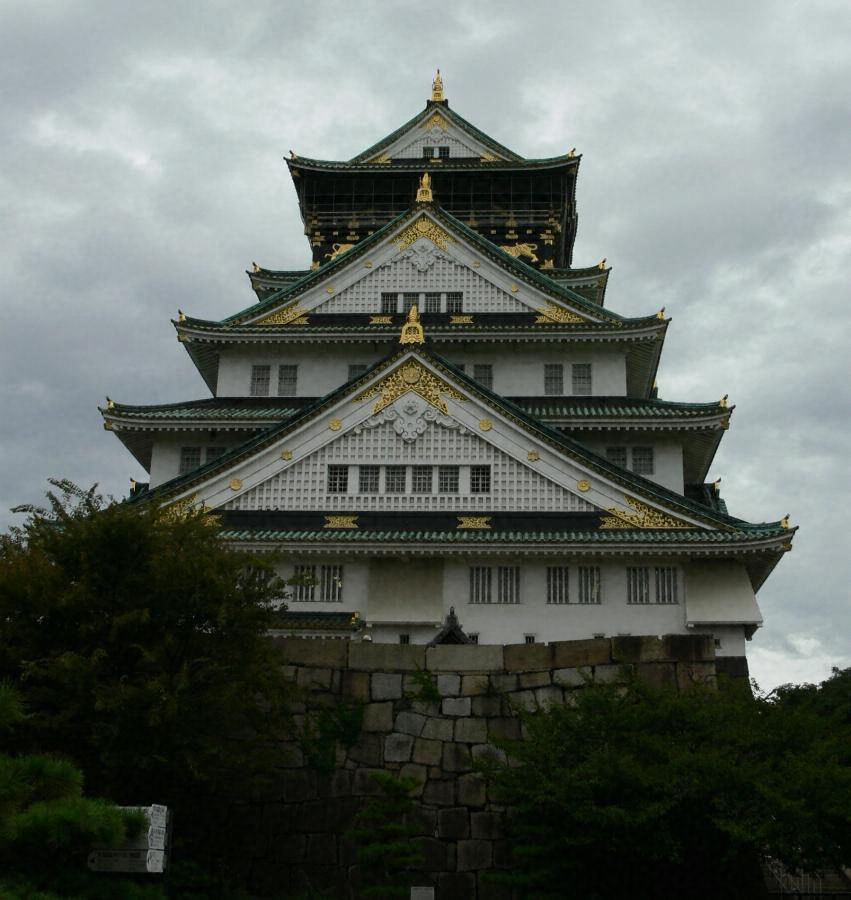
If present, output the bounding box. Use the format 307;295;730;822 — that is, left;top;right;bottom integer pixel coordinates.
231;634;717;899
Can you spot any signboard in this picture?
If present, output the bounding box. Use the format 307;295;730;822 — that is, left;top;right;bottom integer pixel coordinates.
410;889;435;900
87;849;166;874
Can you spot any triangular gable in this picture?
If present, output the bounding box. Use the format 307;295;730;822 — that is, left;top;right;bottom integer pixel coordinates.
369;109;502;162
243;209;603;326
155;349;719;532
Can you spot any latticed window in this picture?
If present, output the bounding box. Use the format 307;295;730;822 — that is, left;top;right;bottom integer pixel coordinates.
381;292;397;314
277;364;298;396
327;465;349;494
438;465;459;493
470;465;491;494
359;465;379;494
412;465;433;494
469;567;492;604
399;634;410;645
402;293;419;313
446;292;463;313
627;567;650;604
438;146;450;159
547;567;570;604
655;567;678;604
606;447;628;468
544;364;564;396
292;564;316;602
468;633;479;644
578;566;601;604
524;635;536;644
572;363;592;395
422;146;434;158
348;364;368;381
632;447;655;475
497;567;520;604
385;465;406;493
205;446;227;463
423;292;441;313
179;447;201;474
320;565;343;602
250;364;271;396
473;364;493;389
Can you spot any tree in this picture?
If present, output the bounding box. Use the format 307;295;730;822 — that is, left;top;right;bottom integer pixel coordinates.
0;481;295;877
482;673;851;900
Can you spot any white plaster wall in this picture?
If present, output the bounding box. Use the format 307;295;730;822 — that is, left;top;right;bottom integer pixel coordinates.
578;435;684;494
148;433;246;487
281;559;370;615
684;561;761;633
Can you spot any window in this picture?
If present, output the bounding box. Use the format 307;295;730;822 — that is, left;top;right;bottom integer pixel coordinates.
627;567;650;605
205;446;227;463
547;566;570;604
277;364;298;396
292;564;316;602
359;465;379;494
632;447;655;475
606;447;628;468
320;565;343;602
655;567;678;604
578;566;601;604
250;364;271;396
412;465;433;494
402;292;419;313
381;292;397;314
327;465;349;494
473;364;493;389
179;446;201;474
468;633;479;644
422;146;434;158
438;465;459;493
469;566;492;604
544;363;564;395
438;146;450;159
446;292;463;313
348;363;368;381
497;567;520;604
470;465;491;494
385;465;406;493
524;634;536;644
399;634;410;645
423;292;441;313
572;363;592;395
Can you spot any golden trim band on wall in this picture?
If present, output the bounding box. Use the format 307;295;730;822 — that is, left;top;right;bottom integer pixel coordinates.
355;361;465;415
323;515;358;529
256;303;308;326
393;216;454;252
599;496;695;530
457;516;491;530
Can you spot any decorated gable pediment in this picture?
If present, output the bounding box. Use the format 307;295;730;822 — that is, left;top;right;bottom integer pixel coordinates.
370;110;497;161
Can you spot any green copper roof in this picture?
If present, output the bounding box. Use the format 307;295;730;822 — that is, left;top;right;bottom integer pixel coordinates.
290;154;576;172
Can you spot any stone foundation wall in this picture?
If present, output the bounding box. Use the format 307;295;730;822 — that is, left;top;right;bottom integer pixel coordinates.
242;635;717;898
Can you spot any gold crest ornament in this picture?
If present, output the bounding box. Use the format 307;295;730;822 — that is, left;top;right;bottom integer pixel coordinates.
431;69;444;101
399;304;425;344
416;171;434;203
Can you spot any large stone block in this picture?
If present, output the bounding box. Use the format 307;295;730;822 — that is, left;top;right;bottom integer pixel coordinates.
505;689;537;712
489;672;518;692
477;874;513;899
384;732;415;762
664;634;715;662
551;638;612;667
371;672;403;700
471;811;504;839
341;670;370;701
399;762;428;795
394;710;426;736
535;685;564;708
471;694;502;717
352;767;386;795
503;642;553;672
442;696;472;717
426;644;504;672
418;836;449;871
296;666;333;690
454;717;488;744
594;663;633;683
348;642;426;671
611;635;665;663
461;673;490;695
442;742;472;773
437;806;470;839
519;670;551;688
422;779;456;806
553;666;591;687
635;661;677;689
457;839;493;871
347;733;382;767
281;770;317;802
277;833;306;863
408;804;437;836
676;661;717;691
277;637;348;668
305;832;337;865
361;701;393;732
437;673;461;696
413;737;443;766
438;872;477;900
421;717;454;742
457;773;487;807
487;716;521;742
471;743;507;765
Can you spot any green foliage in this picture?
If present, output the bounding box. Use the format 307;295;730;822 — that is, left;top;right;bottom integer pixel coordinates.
482;673;851;899
346;772;425;899
404;668;440;705
300;701;364;773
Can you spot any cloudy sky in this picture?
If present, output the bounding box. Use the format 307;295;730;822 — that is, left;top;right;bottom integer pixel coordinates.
1;0;848;689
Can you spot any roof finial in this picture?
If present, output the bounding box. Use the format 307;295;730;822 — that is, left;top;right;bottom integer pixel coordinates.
431;69;444;101
568;147;577;158
178;308;186;321
720;394;728;408
416;171;434;203
780;514;790;529
399;304;425;344
105;396;114;410
597;258;607;270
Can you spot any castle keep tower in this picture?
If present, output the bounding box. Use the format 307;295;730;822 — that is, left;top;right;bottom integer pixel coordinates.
102;74;794;674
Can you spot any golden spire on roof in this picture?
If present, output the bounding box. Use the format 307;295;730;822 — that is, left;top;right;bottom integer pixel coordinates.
400;304;425;344
431;69;444;101
416;171;434;203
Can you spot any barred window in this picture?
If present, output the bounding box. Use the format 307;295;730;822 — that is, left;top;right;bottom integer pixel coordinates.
468;633;479;644
412;465;433;494
578;566;601;604
277;364;298;396
422;146;434;158
292;564;316;602
572;363;592;395
205;446;227;463
402;292;419;313
327;465;349;494
385;465;406;494
320;565;343;603
348;364;368;381
655;567;678;604
381;292;397;314
606;447;628;468
632;447;655;475
359;465;380;494
497;567;520;604
250;364;271;396
473;364;493;389
470;465;491;494
524;635;536;644
547;566;570;604
446;292;463;313
179;446;201;474
438;146;450;159
544;363;564;396
469;567;492;604
399;634;410;645
438;465;459;493
627;567;650;604
423;292;441;313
